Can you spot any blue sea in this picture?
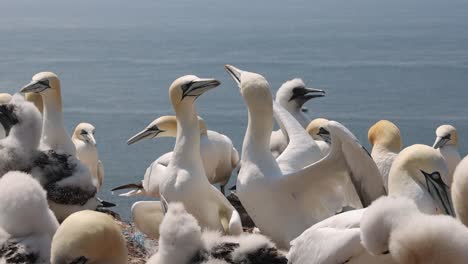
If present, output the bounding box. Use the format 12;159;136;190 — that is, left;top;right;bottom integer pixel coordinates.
1;0;467;220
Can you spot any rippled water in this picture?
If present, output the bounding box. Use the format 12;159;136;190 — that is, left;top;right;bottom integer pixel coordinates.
0;0;467;220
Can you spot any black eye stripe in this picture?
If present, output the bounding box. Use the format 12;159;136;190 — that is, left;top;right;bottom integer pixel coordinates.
442;134;451;140
80;130;88;135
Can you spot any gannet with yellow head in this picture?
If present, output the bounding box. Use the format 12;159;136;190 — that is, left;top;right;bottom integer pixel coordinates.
388;144;454;215
306;117;331;156
149;75;242;235
20;72;76;155
368;120;402;191
432;124;461;186
50;210;127;264
72;122;104;190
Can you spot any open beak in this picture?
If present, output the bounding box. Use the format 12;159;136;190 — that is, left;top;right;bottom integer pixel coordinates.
182;78;221;99
422;170;455;216
290;87;326;103
433;136;449;149
318;127;332;144
127;127;161;145
224;64;243;86
111;182;145;197
20;80;50;93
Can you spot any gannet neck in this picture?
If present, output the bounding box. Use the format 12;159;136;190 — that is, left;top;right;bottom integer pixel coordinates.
243;102;274;163
172;102;203;166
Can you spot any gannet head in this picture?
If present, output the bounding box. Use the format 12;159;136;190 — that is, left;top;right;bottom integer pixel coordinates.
0;93;12;104
51;210;128;264
224;64;273;110
25;92;44;114
73;123;97;146
20;72;62;111
306;118;330;143
0;94;42;145
127;115;207;145
368;120;402;152
0;171;59;238
169;75;220;108
360;196;418;257
433;124;458;149
389;144;453;215
275;78;325;111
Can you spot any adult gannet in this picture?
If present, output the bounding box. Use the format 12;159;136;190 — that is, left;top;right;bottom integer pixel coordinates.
306;118;331;156
388;144;454;215
432;124;461;186
72;122;105;190
24;92;43;114
130;201;165;239
361;196;468;264
0;96;101;220
224;65;384;248
452;156;468;226
270;78;325;157
20;72;76;155
152;75;242;235
368;120;402;191
124;115;239;194
147;202;287;264
50;210;128;264
0;93;12;139
0;171;59;263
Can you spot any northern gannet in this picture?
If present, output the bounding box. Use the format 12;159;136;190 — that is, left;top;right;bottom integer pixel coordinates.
451;156;468;226
50;210;128;264
306;118;331;156
72;123;105;190
224;65;384;248
0;171;59;263
270;78;325;157
388;144;454;215
0;95;102;221
20;72;76;155
432;124;461;186
368;120;402;191
124;115;239;194
361;196;468;264
153;75;242;235
147;202;287;264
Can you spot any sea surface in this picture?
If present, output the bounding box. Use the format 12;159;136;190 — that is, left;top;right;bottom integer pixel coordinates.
0;0;467;220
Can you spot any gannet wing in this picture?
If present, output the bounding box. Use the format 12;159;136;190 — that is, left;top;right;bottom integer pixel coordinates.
273;101;322;173
327;121;386;206
208;185;242;235
288;227;362;264
131;201;165;239
97;160;104;188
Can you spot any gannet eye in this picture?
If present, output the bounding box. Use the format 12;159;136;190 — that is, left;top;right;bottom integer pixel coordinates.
442;134;451;140
430;172;441;181
80;130;88;135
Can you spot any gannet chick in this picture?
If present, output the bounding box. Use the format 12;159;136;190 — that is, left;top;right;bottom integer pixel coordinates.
270;78;325;157
125;115;239;194
155;75;242;235
306;117;331;156
24;92;43;114
225;65;384;249
148;202;287;264
361;196;468;264
20;72;76;155
432;124;461;186
0;171;59;263
72;122;105;190
0;93;12;139
452;156;468;227
368;120;402;191
50;210;127;264
388;144;454;215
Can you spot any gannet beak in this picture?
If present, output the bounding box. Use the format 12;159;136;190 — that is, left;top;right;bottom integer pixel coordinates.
127;126;162;145
421;170;455;216
97;198;116;208
182;78;221;99
84;133;97;146
224;64;243;86
432;136;449;149
111;182;145;197
20;80;50;93
289;87;326;102
317;127;332;144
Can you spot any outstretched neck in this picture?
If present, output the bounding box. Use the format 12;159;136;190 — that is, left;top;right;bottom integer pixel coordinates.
243;102;275;163
172;102;202;166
